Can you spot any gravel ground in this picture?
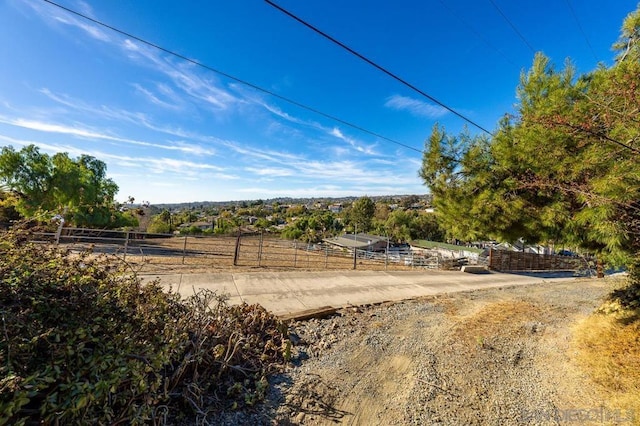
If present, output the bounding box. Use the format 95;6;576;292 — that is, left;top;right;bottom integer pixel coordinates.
210;276;623;425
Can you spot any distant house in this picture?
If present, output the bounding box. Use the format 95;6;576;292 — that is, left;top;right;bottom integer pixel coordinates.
323;233;389;252
328;204;343;214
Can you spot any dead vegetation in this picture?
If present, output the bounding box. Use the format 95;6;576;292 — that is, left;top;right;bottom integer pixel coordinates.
572;278;640;422
0;229;291;425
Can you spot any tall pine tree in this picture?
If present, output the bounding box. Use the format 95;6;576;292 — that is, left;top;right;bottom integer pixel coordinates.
420;6;640;267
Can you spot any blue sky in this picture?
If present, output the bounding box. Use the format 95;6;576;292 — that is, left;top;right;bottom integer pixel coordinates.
0;0;637;204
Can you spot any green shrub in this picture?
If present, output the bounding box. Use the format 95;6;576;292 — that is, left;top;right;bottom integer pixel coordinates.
0;229;289;425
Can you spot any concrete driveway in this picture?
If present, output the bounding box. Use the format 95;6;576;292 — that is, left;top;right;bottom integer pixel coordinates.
141;269;577;317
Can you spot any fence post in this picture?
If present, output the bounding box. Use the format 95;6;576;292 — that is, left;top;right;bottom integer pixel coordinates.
233;230;241;266
123;231;129;262
325;244;329;269
488;248;493;270
258;231;263;267
293;240;298;268
182;235;188;265
385;234;389;270
353;248;357;270
54;219;64;245
597;258;604;278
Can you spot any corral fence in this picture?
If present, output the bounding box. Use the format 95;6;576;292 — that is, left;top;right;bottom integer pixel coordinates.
487;248;587;272
27;227;443;272
23;228;595;274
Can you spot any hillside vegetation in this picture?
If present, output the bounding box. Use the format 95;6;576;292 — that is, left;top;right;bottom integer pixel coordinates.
0;229;290;425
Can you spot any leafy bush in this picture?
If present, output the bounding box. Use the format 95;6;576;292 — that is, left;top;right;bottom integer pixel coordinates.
179;225;203;235
0;229;289;425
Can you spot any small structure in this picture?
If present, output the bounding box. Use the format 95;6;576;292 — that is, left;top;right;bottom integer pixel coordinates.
323;233;388;252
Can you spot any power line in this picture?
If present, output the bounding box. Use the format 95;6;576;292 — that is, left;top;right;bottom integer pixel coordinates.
487;0;536;55
40;0;636;158
564;0;599;62
265;0;639;156
41;0;423;154
437;0;516;66
264;0;495;137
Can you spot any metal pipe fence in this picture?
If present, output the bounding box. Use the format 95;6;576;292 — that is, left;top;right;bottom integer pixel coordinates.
27;228;588;274
27;228;442;272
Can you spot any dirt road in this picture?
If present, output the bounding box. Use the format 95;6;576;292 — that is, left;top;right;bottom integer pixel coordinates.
257;277;630;425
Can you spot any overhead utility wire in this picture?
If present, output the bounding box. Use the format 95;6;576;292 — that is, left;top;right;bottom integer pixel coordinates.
265;1;640;156
41;0;422;154
437;0;516;66
564;0;599;62
265;0;494;137
487;0;536;55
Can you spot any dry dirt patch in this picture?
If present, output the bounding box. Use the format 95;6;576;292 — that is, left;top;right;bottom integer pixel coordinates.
256;277;635;426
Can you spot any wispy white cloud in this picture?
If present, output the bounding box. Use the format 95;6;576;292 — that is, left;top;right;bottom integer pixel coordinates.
3;1;432;203
75;1;96;18
330;127;378;155
40;88;183;132
369;158;398;166
39;89;147;125
131;83;181;110
52;15;110;42
22;2;381;163
121;39;239;111
384;94;449;118
256;99;379;155
225;141;303;164
36;100;307;166
18;0;111;42
244;167;294;177
235;182;423;198
20;2;240;113
0;133;235;180
144;157;226;175
0;115;215;156
0;134;77;154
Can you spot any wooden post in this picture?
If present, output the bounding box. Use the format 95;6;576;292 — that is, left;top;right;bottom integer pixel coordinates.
353;226;357;270
293;240;298;268
258;231;264;267
325;244;329;269
54;218;64;245
233;230;241;266
385;234;389;270
123;231;129;262
353;248;357;270
597;258;604;278
181;235;188;265
488;248;493;270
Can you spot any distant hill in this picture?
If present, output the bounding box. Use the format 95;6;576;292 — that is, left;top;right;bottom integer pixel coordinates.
153;194;432;211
